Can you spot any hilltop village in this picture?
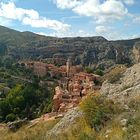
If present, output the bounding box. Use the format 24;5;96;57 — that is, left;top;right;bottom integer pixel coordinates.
23;59;101;113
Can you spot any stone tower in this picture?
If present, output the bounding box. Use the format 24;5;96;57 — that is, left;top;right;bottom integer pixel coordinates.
66;58;72;77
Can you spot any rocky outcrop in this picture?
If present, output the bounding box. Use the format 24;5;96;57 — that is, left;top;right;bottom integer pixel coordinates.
7;118;28;131
101;63;140;103
132;42;140;63
46;107;83;137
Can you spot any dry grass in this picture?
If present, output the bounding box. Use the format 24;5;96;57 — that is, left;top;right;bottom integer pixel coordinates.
53;94;140;140
50;117;95;140
0;95;140;140
49;117;126;140
0;119;60;140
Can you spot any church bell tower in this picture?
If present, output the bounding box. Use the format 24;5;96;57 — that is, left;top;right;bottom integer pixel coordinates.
66;58;72;77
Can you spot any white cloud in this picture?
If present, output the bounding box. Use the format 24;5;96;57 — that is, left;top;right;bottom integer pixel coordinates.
123;0;135;5
77;30;94;37
73;0;100;17
95;25;109;33
0;17;11;26
0;2;70;32
22;17;70;32
131;34;140;39
95;25;124;40
133;16;140;23
36;26;139;40
0;2;39;20
53;0;128;24
53;0;81;9
36;29;95;38
74;0;128;23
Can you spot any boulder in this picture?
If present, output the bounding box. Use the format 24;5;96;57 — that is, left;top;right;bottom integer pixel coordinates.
7;118;28;131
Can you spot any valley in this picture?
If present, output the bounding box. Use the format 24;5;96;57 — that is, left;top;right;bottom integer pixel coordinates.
0;26;140;140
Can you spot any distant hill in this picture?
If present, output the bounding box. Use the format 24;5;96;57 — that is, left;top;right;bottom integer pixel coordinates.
0;25;140;69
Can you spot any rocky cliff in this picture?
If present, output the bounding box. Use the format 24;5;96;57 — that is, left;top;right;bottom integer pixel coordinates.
132;42;140;63
101;63;140;104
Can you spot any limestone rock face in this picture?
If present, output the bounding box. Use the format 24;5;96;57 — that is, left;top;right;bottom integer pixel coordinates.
132;42;140;63
101;63;140;103
46;107;83;137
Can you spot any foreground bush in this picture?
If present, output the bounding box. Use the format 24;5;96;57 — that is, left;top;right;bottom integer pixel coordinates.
80;95;115;131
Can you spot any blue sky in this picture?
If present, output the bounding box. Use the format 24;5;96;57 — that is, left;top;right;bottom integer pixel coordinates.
0;0;140;40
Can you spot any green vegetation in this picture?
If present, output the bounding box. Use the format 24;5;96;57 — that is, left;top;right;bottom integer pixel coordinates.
0;59;35;90
0;25;139;139
102;65;126;83
95;69;104;76
80;95;115;131
85;67;94;73
0;43;7;56
85;67;104;76
0;83;52;122
0;56;54;123
49;94;140;140
6;113;16;122
0;92;139;140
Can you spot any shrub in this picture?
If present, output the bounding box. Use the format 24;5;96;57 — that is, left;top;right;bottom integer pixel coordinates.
80;95;114;131
6;113;16;122
95;69;104;76
85;67;93;73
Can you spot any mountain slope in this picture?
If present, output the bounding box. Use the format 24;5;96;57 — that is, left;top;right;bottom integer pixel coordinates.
0;25;140;69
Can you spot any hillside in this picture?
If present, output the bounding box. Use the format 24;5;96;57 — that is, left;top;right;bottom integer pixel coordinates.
0;63;140;140
0;25;140;69
45;63;140;139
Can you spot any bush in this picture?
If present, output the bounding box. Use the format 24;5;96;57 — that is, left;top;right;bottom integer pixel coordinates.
85;67;93;73
43;102;53;113
80;95;114;131
95;69;104;76
6;113;16;122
